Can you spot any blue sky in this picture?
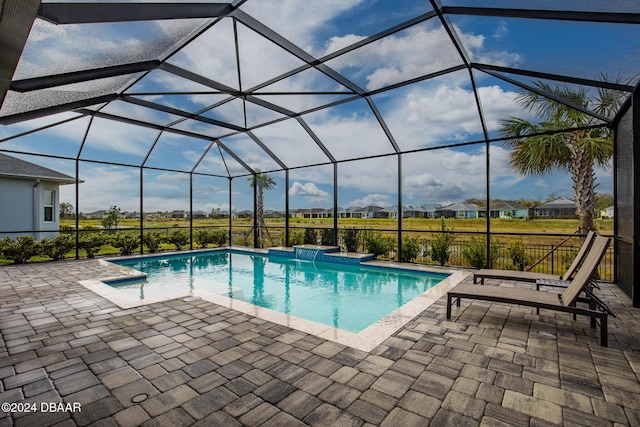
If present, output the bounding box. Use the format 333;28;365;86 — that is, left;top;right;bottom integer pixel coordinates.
0;1;628;214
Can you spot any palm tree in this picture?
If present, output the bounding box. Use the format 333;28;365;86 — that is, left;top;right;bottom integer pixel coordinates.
500;82;623;233
248;172;276;247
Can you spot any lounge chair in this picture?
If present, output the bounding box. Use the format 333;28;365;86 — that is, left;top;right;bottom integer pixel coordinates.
447;235;613;346
473;230;596;285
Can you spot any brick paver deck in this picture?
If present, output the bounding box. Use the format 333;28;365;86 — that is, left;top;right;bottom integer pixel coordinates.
0;259;638;426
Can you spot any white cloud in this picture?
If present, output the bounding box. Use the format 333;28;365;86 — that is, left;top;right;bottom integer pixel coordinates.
84;117;159;159
30;3;538;211
323;34;368;54
289;182;330;202
380;83;525;150
241;0;365;54
534;179;549;188
326;24;462;91
457;25;521;66
17;18;198;79
203;202;230;213
305;110;396;160
493;21;509;40
402;152;479;204
403;173;444;188
64;165;140;213
349;193;391;207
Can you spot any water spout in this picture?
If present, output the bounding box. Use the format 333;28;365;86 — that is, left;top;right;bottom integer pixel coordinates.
295;247;320;262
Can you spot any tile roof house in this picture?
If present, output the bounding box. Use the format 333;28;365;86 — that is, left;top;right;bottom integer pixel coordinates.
490;201;529;219
533;198;577;218
0;153;76;239
435;203;480;219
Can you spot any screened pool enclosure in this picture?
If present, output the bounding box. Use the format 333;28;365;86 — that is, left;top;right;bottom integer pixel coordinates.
1;1;639;302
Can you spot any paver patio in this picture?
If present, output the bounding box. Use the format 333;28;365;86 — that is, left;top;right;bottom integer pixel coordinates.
0;259;638;426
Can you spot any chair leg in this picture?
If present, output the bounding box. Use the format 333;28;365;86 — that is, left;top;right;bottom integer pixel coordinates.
600;314;608;347
446;294;452;319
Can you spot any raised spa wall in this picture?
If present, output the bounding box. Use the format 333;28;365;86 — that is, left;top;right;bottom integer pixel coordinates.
267;245;374;265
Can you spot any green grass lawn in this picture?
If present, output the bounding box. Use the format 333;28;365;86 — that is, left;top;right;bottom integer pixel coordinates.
60;216;613;249
68;216;611;232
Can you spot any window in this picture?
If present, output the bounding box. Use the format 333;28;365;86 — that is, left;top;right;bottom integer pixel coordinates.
44;190;55;222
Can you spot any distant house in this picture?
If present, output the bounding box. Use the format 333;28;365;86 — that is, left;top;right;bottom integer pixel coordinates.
122;211;141;219
360;206;384;218
0;153;76;239
343;206;363;218
291;208;324;218
187;210;208;219
600;206;614;219
533;198;577;218
419;204;438;219
84;210;107;220
376;205;421;219
169;210;186;219
375;206;400;219
209;209;227;219
403;206;422;218
235;210;253;218
322;207;343;218
490;201;528;219
435;203;480;219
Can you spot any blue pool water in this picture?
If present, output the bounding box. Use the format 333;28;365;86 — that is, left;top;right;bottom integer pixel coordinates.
111;250;448;333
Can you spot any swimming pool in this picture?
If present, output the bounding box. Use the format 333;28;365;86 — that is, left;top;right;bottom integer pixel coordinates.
110;250;448;333
82;247;465;350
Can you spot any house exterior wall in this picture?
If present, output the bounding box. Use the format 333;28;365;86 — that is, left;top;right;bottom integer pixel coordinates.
498;209;528;219
0;178;33;238
457;210;478;219
0;177;61;239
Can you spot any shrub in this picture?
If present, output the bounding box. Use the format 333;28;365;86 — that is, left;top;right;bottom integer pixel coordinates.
193;229;228;248
167;230;189;250
320;228;334;246
303;228;317;245
60;225;74;233
210;229;228;247
79;232;106;258
0;236;40;264
342;228;359;252
507;239;530;271
111;232;140;256
399;235;421;263
430;217;454;266
288;230;304;246
363;230;393;259
143;232;164;253
194;229;213;248
41;234;74;261
462;236;500;269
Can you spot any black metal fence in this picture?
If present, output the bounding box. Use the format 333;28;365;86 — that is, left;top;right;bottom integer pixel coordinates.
0;224;614;282
241;225;614;282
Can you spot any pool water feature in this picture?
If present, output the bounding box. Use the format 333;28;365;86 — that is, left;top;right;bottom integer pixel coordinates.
110;250;448;333
295;247;320;262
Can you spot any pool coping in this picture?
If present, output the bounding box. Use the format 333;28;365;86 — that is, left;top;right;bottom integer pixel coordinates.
78;247;470;352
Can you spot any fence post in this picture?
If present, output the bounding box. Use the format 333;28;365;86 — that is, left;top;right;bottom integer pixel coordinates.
551;244;554;275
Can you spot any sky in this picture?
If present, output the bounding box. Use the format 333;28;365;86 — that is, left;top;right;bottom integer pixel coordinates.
0;1;631;214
